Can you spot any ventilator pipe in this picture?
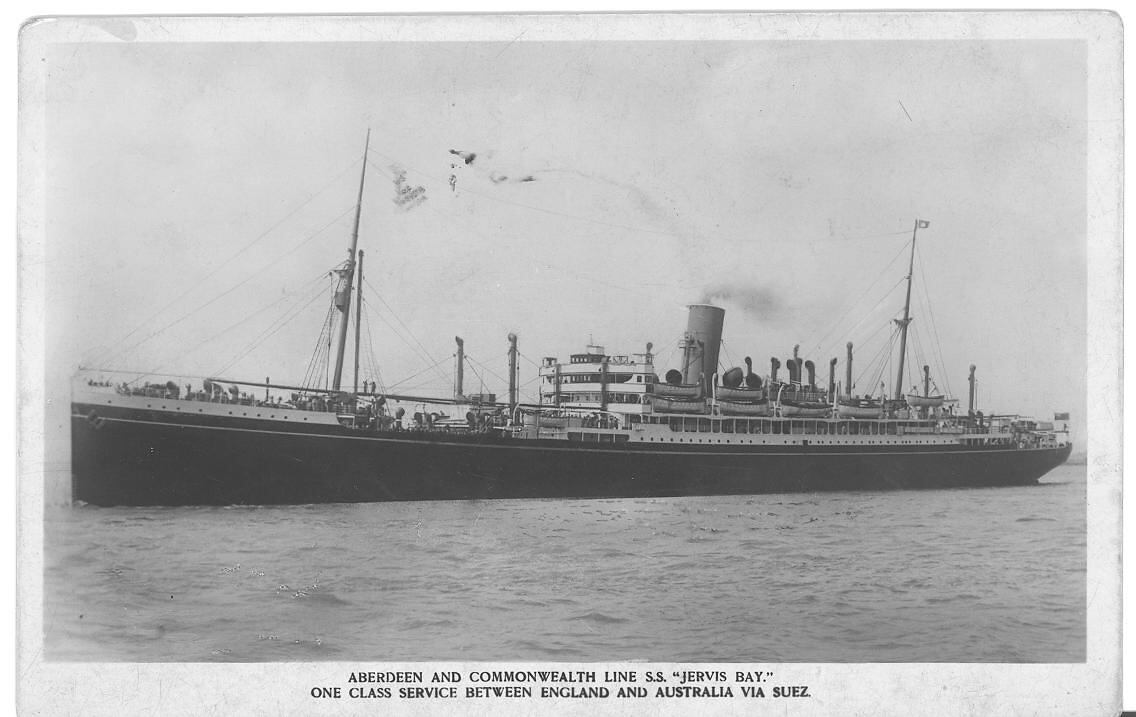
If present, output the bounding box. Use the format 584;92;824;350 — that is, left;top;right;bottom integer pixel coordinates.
787;357;801;385
744;356;761;388
845;342;854;398
968;364;976;414
507;333;518;412
454;336;465;401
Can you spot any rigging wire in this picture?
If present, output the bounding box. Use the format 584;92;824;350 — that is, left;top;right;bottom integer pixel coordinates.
213;281;333;379
856;323;901;397
107;204;359;372
359;300;387;394
121;275;332;386
907;324;926;395
361;277;450;386
656;332;688;375
804;239;913;359
300;302;336;393
86;159;365;368
364;302;449;386
465;353;510;390
463;357;490;397
386;357;453;392
180;270;330;359
718;340;738;378
137;270;330;379
814;275;908;364
515;350;544;370
917;249;953;397
910;286;949;398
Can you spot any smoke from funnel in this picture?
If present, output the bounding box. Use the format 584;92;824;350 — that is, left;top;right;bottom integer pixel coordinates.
699;283;782;319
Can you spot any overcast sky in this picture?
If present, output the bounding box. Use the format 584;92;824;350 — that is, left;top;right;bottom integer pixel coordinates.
41;29;1087;440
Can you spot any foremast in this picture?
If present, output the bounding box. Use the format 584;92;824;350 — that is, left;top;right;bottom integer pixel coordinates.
330;130;371;392
893;219;928;399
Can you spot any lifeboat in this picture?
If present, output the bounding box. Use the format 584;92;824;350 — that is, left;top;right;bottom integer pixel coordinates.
779;399;831;418
836;399;883;419
905;394;945;408
649;396;707;414
716;385;765;401
653;382;703;399
717;399;771;417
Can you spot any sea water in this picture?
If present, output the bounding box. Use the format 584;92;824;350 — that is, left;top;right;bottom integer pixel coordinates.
42;463;1085;663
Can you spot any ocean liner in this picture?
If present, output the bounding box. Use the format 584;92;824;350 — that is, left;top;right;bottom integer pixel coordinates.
70;137;1072;506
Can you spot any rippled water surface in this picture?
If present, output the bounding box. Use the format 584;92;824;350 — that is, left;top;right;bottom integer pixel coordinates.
44;464;1085;662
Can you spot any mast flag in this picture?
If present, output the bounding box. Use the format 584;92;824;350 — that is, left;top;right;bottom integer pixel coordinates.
916;219;930;228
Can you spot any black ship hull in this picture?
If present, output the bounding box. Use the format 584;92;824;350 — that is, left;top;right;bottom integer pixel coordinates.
71;401;1073;507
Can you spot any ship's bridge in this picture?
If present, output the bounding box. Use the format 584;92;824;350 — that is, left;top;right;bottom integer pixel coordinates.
539;344;654;413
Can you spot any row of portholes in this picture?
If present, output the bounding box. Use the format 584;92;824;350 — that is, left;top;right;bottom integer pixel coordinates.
640;435;933;445
142;402;309;421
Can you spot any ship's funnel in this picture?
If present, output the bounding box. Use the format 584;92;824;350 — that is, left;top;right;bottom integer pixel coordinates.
681;304;725;392
804;360;816;389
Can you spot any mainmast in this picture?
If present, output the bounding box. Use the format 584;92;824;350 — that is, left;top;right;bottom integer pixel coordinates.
893;219;928;399
331;130;371;393
353;250;364;394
